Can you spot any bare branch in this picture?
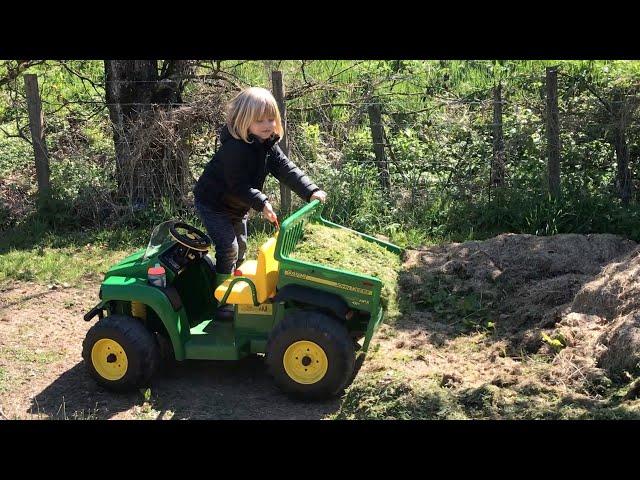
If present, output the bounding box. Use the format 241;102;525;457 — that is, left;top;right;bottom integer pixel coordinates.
55;61;105;97
288;102;355;112
0;60;46;88
0;122;32;145
584;81;612;114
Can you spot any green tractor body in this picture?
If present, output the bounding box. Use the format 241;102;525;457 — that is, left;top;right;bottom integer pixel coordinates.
82;200;402;398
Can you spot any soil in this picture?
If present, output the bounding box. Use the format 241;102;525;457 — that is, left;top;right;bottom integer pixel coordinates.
3;232;640;419
0;281;339;419
362;232;640;412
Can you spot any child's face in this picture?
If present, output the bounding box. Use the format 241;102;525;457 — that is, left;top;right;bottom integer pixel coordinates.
249;116;276;140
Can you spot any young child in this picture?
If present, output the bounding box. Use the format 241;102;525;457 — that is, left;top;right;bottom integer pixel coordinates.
193;86;327;278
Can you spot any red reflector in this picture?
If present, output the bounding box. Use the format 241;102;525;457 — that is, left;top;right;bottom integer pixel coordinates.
148;266;165;275
233;269;243;276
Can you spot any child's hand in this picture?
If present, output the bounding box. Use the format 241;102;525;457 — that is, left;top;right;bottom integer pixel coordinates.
310;190;327;203
262;201;278;224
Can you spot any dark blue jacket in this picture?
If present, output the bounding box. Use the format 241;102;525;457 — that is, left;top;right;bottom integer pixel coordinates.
194;125;319;218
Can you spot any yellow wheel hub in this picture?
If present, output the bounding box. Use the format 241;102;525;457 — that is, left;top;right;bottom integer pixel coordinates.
283;340;328;384
91;339;128;381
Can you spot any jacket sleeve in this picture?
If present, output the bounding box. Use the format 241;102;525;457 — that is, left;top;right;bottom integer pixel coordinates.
220;145;268;212
268;144;320;202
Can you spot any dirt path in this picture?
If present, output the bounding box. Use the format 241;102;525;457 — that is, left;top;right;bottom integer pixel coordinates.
4;232;640;420
0;281;340;420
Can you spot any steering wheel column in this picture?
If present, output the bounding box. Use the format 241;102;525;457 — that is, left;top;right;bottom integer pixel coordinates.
169;222;211;251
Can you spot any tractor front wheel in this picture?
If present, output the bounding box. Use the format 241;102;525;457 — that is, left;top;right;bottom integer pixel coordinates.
82;314;159;392
266;310;355;400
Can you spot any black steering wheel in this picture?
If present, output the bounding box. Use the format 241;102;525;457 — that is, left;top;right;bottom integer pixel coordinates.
169;222;211;251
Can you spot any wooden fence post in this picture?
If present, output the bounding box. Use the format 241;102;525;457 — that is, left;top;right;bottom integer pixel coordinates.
367;102;391;192
491;82;505;188
271;70;292;215
24;73;51;203
546;67;561;199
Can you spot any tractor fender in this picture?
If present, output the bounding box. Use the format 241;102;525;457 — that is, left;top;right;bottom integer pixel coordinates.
99;277;189;360
271;284;351;321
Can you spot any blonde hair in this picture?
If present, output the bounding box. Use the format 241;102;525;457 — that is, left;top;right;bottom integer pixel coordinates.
226;87;284;143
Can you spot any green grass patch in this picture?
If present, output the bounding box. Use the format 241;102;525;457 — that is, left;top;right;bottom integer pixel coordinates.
290;223;402;317
405;274;497;331
245;230;270;261
0;220;149;253
0;245;130;285
333;370;640;420
331;372;464;420
0;217;276;287
0;367;7;393
0;346;64;365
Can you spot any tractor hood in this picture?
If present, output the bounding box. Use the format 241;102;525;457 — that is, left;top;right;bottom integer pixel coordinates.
104;248;149;280
104;221;180;281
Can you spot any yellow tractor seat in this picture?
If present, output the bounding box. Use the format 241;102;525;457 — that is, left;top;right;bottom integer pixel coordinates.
214;236;280;305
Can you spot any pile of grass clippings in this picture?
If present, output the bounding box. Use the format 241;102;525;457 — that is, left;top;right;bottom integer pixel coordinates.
290;223;402;317
335;233;640;420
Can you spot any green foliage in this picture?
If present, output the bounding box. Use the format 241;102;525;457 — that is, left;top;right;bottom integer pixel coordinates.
333;368;640;420
290;222;402;316
541;332;566;353
440;187;640;241
4;59;640;267
333;372;461;420
294;122;321;164
0;367;7;393
411;276;494;330
0;127;33;176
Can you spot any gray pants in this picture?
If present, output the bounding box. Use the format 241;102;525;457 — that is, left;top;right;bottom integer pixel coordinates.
195;201;248;274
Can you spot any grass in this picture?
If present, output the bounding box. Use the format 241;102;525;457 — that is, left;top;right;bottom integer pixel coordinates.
6;203;639;420
409;275;496;330
290;222;403;317
0;367;7;393
0;220;148;286
129;389;175;420
0;215;276;287
0;346;64;365
332;371;640;420
0;347;64;406
26;397;101;420
331;371;464;420
0;245;130;286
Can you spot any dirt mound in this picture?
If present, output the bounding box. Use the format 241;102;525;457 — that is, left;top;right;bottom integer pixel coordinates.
399;233;640;395
510;274;589;328
413;232;634;282
597;313;640;379
402;233;636;329
571;246;640;320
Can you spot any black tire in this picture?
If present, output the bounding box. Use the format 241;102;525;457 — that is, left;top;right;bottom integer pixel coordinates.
82;314;159;392
155;331;180;373
266;310;355;400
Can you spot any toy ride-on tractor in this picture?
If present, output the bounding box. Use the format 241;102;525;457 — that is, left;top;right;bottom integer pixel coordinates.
82;200;402;399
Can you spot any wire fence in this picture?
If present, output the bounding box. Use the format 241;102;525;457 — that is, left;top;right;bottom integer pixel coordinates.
2;64;640;228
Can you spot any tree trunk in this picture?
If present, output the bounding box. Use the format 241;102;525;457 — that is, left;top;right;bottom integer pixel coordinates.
491;83;505;188
104;60;191;208
23;74;51;203
546;67;561;199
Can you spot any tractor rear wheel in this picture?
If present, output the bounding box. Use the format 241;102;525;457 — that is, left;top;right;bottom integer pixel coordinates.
266;310;355;400
82;314;160;392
